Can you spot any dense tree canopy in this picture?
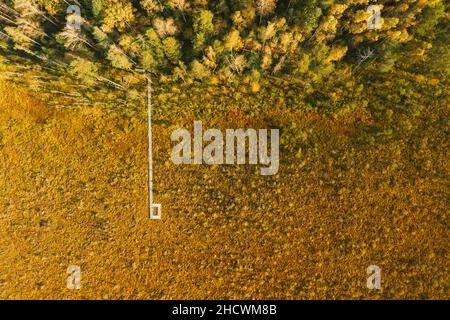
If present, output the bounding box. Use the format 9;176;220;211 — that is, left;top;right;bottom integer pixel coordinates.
0;0;447;109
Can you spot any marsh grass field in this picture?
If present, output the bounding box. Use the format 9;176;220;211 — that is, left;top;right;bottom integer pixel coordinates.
0;79;448;299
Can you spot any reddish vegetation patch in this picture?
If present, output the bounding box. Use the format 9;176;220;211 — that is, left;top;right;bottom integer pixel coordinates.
0;82;448;299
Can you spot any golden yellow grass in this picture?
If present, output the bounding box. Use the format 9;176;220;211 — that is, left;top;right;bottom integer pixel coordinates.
0;81;448;299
